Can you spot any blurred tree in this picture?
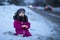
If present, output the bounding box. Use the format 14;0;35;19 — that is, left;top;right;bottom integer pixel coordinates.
0;0;5;5
0;0;4;2
46;0;54;5
46;0;60;7
8;0;24;5
33;0;47;6
53;0;60;7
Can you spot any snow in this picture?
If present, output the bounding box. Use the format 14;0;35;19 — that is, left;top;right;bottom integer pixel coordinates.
53;7;60;12
0;5;56;40
30;6;44;10
36;7;44;10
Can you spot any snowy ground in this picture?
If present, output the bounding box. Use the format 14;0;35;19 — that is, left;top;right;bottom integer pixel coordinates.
53;7;60;12
0;5;57;40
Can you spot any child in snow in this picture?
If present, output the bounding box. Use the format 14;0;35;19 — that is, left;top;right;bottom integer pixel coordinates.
13;8;32;37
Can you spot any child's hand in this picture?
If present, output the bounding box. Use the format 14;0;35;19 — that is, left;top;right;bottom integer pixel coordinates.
22;25;26;27
25;25;28;28
22;25;28;28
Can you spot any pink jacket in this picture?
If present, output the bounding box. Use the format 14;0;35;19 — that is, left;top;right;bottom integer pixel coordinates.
14;20;30;29
13;20;32;37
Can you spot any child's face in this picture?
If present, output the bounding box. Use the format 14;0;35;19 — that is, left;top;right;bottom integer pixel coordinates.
19;12;25;17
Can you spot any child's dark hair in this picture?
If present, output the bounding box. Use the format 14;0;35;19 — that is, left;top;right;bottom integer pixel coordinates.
13;8;28;22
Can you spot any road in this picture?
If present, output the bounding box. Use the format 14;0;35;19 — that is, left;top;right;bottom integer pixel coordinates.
29;7;60;24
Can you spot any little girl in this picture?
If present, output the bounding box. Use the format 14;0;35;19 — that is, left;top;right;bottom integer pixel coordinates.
13;8;32;37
